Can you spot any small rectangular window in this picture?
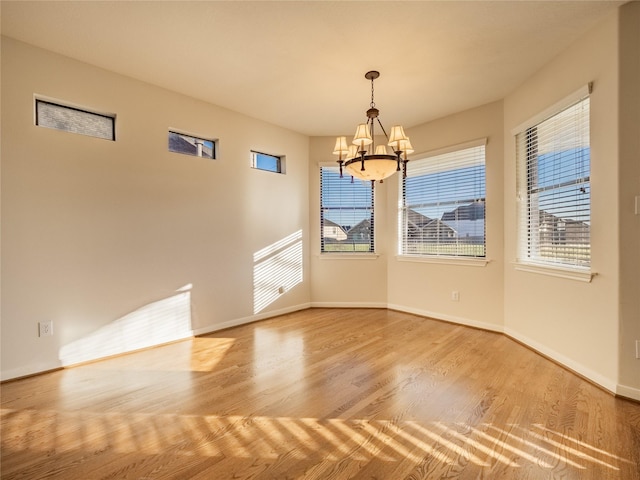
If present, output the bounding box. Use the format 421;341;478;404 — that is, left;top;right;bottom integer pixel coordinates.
168;131;216;159
251;151;284;173
35;99;115;140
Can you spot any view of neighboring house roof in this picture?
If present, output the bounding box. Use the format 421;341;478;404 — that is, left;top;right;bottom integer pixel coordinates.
539;210;589;227
441;200;485;222
346;219;371;241
168;132;214;158
405;207;482;241
169;133;198;156
322;218;348;241
322;218;344;230
406;209;433;229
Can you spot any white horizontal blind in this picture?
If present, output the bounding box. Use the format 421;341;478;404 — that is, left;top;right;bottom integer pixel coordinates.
400;145;485;257
320;166;374;253
36;99;115;140
516;95;590;269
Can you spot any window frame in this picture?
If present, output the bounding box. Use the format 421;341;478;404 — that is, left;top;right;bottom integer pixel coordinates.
35;98;116;141
320;163;375;255
514;86;592;279
398;139;487;263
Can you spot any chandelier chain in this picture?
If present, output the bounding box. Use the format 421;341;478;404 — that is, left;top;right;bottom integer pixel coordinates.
370;76;376;108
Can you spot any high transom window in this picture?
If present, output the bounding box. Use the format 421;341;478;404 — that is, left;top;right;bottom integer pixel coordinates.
36;99;115;141
251;151;284;174
169;131;216;159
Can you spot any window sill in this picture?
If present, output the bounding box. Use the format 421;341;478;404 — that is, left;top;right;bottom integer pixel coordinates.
513;261;595;283
319;253;380;260
396;255;489;267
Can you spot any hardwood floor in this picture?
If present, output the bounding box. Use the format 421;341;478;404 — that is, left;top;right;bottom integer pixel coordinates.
2;308;639;479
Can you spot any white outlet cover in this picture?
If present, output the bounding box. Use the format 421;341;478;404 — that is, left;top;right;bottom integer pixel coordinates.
39;321;53;337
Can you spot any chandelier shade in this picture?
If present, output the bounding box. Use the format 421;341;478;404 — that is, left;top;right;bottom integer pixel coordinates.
353;124;373;148
333;136;349;156
333;71;412;183
388;125;409;150
375;145;389;155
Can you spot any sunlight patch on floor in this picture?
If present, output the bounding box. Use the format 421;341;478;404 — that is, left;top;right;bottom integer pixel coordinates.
1;409;628;472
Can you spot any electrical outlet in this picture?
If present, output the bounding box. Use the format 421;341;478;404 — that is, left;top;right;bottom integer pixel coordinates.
39;321;53;337
451;291;460;302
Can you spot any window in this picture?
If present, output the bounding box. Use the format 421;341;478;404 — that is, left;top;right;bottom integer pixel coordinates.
168;131;216;159
321;165;374;253
400;143;486;258
251;151;284;173
516;94;590;269
35;99;115;140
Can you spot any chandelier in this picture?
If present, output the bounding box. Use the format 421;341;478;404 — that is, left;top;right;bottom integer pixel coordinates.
333;71;413;183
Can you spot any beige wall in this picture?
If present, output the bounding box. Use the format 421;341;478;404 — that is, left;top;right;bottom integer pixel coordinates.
309;5;638;398
1;38;311;380
2;2;638;397
385;101;505;331
618;1;640;396
309;136;388;307
309;101;504;324
503;10;621;391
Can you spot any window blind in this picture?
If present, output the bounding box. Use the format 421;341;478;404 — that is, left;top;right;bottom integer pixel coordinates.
516;95;590;269
320;166;374;253
400;144;486;257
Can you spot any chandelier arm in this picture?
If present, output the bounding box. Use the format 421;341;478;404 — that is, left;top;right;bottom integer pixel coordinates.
369;117;375;153
376;118;389;141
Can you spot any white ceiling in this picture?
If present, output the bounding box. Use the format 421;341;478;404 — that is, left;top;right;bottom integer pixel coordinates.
0;1;625;136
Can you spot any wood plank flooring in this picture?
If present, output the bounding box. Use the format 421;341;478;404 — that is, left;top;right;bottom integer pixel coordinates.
2;308;639;479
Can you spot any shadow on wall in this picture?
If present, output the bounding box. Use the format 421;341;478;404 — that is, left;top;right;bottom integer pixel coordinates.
59;285;193;366
253;230;303;314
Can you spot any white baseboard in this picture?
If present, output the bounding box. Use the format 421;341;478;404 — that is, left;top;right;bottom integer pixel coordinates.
504;326;618;394
616;383;640;402
387;303;504;333
384;304;632;399
1;303;311;381
192;302;311;336
1;362;62;382
5;302;637;402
